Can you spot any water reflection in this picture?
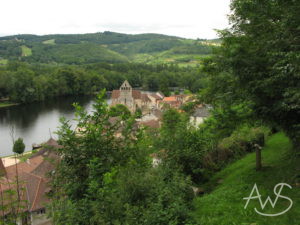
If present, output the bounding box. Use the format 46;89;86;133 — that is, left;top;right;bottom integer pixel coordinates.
0;95;100;157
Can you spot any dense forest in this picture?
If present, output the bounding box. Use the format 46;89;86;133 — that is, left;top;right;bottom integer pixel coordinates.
0;61;205;103
0;32;214;105
0;32;215;65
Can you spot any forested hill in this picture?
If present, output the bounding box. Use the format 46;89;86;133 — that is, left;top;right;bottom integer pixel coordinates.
0;31;218;65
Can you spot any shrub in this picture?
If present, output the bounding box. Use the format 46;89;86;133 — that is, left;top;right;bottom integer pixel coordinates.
205;126;270;169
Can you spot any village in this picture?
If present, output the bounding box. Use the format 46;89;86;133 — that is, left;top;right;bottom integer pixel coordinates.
0;80;210;225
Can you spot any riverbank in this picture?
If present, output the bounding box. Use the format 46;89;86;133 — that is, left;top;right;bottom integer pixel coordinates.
1;150;38;167
0;101;19;108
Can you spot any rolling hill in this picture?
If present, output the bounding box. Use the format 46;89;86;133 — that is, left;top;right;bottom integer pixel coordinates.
0;31;219;65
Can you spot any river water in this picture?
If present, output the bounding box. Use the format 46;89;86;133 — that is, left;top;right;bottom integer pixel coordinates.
0;95;108;157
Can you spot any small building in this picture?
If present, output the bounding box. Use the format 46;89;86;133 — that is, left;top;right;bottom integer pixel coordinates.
0;138;60;225
190;106;210;127
159;95;184;109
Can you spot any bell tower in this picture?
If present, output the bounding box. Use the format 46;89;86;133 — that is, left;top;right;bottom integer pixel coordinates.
119;80;133;109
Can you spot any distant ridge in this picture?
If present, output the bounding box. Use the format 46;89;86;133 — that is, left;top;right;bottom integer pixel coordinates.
0;31;219;65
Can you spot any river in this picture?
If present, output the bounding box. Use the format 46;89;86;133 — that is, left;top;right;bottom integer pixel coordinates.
0;95;109;157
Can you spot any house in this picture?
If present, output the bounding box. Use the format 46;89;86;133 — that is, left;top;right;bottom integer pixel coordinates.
190;106;210;127
147;93;163;109
0;138;60;225
159;95;184;109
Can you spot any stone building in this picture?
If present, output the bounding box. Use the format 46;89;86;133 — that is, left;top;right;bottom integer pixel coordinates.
111;80;153;112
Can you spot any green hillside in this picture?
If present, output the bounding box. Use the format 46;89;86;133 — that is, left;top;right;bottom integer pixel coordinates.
0;32;218;65
26;43;128;64
193;133;300;225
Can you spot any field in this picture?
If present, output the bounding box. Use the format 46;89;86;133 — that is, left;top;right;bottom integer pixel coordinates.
43;39;56;45
193;133;300;225
21;45;32;56
0;59;8;65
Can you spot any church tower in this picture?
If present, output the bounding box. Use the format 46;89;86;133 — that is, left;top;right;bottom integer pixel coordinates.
119;80;134;109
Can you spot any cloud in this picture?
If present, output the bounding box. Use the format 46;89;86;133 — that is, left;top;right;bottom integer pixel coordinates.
0;0;231;39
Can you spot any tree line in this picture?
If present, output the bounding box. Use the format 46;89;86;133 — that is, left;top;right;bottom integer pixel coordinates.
0;62;205;103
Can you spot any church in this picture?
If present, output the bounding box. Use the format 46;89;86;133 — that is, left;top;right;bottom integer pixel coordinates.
111;80;153;112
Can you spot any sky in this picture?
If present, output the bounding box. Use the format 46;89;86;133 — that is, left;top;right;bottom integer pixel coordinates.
0;0;231;39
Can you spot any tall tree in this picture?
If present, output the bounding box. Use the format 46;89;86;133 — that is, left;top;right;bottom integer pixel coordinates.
208;0;300;148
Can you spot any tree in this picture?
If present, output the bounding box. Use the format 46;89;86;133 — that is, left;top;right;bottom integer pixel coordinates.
49;91;195;224
215;0;300;148
109;103;131;119
12;137;25;206
12;138;25;155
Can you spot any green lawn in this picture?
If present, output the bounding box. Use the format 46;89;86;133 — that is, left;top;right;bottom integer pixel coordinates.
193;133;300;225
21;45;32;56
43;39;56;45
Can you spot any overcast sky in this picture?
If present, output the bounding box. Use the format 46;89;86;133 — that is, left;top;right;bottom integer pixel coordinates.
1;0;231;39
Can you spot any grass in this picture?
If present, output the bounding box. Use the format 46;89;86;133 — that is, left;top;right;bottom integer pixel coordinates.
17;149;38;162
131;51;208;66
43;39;56;45
193;133;300;225
21;45;32;56
0;102;18;108
0;59;8;65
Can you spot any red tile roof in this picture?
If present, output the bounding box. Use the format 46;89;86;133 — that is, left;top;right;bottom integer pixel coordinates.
2;149;58;213
111;89;142;100
20;172;50;212
111;90;120;99
163;96;177;102
141;93;151;102
132;90;142;99
5;156;44;180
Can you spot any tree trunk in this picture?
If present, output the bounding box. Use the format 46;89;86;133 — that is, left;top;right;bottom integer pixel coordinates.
256;146;262;171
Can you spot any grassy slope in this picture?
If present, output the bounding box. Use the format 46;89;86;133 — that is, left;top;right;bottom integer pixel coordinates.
193;133;300;225
0;32;218;65
0;59;8;65
21;45;32;56
42;39;56;45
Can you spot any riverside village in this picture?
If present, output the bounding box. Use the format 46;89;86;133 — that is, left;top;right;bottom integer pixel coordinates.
0;80;210;225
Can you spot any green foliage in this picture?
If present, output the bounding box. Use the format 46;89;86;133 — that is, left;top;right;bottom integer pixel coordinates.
206;0;300;147
12;138;25;155
157;109;211;183
109;104;131;119
0;32;218;66
20;45;32;57
50;91;194;224
214;126;270;167
180;101;198;115
26;43;128;64
135;107;142;118
0;62;203;103
193;133;300;225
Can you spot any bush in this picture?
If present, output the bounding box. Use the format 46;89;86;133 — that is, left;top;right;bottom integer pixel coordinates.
205;126;270;169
